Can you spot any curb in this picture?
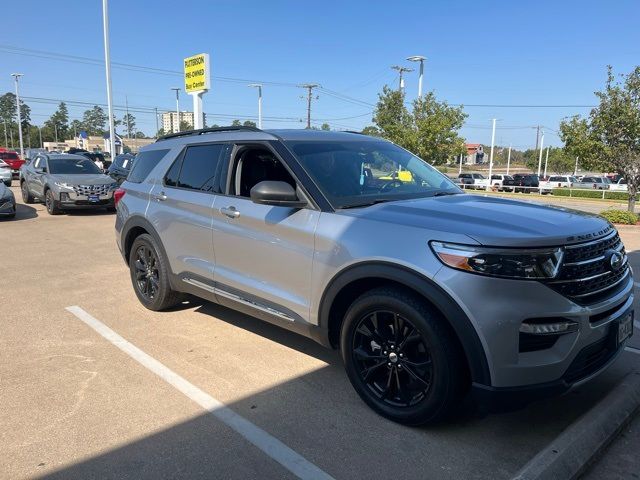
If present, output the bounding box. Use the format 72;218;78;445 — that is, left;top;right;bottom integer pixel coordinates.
511;371;640;480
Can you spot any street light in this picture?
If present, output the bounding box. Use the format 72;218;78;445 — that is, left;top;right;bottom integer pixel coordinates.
171;88;181;133
391;66;413;92
102;0;116;158
11;73;24;158
248;84;263;129
406;55;426;98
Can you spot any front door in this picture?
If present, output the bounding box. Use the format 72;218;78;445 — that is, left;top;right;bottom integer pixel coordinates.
211;144;318;323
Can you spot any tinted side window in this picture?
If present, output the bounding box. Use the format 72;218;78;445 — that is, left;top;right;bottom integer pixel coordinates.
128;149;170;183
164;155;182;187
177;144;224;192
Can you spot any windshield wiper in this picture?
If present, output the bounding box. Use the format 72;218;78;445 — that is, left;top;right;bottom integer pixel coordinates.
431;191;461;197
339;199;394;209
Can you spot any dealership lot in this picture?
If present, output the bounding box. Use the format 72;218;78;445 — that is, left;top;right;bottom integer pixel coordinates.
1;187;638;480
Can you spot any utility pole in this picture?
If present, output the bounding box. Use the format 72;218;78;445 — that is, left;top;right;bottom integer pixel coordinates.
574;156;579;176
535;125;540;151
537;133;545;176
543;146;550;177
506;144;512;175
125;96;131;139
11;73;24;158
391;66;414;92
154;107;159;136
38;125;42;147
102;0;116;158
299;84;319;129
54;123;58;143
171;88;181;133
486;119;496;191
248;84;263;129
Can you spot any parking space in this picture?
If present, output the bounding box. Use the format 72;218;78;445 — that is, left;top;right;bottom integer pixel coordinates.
1;185;639;480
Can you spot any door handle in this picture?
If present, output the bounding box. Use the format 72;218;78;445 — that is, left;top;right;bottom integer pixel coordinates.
154;191;167;202
220;206;240;218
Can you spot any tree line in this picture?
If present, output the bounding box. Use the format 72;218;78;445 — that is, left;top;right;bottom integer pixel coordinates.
0;94;147;148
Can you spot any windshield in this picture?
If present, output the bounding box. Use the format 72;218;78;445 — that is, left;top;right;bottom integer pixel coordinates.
48;157;102;175
0;152;19;160
287;140;461;208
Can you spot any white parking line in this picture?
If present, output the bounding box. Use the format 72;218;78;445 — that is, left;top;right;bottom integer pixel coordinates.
65;305;334;480
626;346;640;355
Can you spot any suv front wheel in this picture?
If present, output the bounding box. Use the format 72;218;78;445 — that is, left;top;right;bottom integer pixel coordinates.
129;234;184;311
340;287;467;425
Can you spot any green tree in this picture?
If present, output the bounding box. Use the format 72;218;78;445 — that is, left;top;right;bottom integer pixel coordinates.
69;119;83;137
179;120;191;131
243;120;257;127
231;119;242;126
134;131;147;138
321;123;330;131
82;106;108;135
122;113;136;138
560;66;640;212
361;126;380;137
44;102;69;141
0;92;30;131
367;86;467;165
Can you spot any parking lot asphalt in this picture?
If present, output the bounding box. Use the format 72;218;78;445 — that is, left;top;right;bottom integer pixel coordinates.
1;185;639;480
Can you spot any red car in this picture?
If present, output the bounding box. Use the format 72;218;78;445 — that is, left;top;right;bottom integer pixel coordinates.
0;150;24;177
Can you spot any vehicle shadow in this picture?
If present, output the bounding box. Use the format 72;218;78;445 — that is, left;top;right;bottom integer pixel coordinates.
0;203;38;221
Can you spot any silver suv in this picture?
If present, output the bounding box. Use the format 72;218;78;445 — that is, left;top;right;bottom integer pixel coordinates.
115;127;635;425
20;153;118;215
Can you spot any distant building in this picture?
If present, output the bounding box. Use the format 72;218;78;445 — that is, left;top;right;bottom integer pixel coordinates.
464;143;485;164
162;111;195;133
42;130;154;156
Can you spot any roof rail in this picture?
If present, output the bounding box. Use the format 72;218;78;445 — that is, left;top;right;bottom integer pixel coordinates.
156;126;263;142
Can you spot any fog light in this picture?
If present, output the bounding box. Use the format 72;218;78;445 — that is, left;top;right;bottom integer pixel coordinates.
60;192;70;202
520;320;579;335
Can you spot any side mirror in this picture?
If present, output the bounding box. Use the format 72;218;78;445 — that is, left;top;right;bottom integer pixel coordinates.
250;181;307;208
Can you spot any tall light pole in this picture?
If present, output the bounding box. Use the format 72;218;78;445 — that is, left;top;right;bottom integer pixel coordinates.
537;133;545;176
486;118;496;191
11;73;24;158
574;156;579;176
506;144;512;175
38;125;42;148
248;84;263;129
2;119;7;148
391;66;414;92
102;0;116;158
171;88;181;133
543;146;550;178
407;56;426;98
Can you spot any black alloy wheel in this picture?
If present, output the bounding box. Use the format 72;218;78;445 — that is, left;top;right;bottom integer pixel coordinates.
352;310;433;407
133;244;160;301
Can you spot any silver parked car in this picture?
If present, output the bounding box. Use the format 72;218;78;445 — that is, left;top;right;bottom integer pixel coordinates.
20;153;118;215
0;160;12;186
0;182;16;218
115;127;634;425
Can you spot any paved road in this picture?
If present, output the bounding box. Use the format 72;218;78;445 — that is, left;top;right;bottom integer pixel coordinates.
0;186;638;480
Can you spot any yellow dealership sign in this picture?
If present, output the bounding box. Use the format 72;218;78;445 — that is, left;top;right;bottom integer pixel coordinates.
184;53;210;93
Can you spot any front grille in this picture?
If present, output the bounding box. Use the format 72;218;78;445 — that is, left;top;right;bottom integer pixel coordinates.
546;230;630;305
72;184;110;196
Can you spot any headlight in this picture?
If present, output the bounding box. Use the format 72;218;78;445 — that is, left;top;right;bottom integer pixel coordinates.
430;241;563;279
54;182;74;190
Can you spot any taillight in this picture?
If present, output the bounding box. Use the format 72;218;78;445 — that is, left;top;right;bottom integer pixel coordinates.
114;188;126;207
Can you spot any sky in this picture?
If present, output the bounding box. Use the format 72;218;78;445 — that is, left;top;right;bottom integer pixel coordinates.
1;0;639;149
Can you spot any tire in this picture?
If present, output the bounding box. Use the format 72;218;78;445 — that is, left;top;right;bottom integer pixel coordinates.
340;287;467;426
129;233;184;311
4;180;11;187
21;181;34;204
45;189;62;215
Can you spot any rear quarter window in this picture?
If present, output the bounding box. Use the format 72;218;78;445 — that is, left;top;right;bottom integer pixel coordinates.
127;149;170;183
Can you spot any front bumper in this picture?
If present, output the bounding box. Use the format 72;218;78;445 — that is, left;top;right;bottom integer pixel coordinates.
0;196;16;215
434;266;635;390
57;190;114;209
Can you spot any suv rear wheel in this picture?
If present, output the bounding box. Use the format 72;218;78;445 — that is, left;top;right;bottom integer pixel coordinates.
340;287;466;425
129;234;184;311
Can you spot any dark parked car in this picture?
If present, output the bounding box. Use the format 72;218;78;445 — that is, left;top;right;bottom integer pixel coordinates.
107;154;135;184
0;182;16;218
502;174;540;193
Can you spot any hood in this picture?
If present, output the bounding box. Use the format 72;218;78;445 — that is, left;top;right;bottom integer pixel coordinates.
0;183;14;199
49;174;115;185
339;194;611;247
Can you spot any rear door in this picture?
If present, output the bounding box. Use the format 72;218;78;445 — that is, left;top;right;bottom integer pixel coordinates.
30;156;47;197
147;142;228;286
